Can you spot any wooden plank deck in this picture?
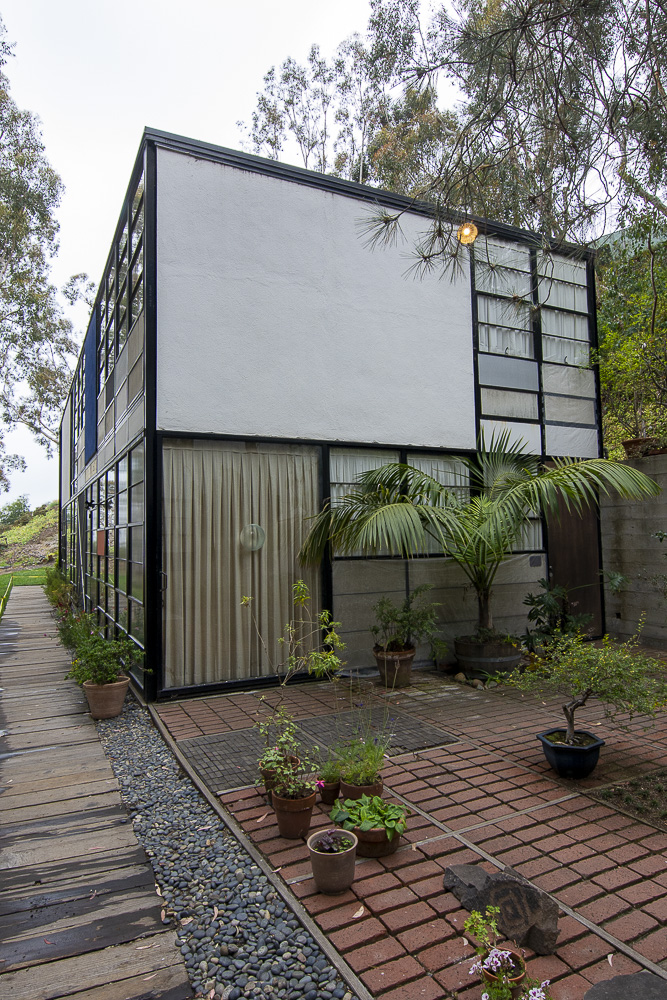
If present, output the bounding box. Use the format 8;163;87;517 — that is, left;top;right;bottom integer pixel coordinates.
0;587;192;999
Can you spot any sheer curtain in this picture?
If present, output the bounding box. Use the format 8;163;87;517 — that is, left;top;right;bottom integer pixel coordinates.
162;439;320;688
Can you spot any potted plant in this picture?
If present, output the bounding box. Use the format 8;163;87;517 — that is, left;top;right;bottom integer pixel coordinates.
507;625;667;778
316;746;343;805
337;734;389;799
64;613;144;719
370;584;447;688
256;706;301;795
464;906;553;1000
330;794;409;857
270;752;318;839
299;432;658;678
306;827;358;894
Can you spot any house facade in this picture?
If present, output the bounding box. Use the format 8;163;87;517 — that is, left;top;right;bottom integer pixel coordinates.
59;129;603;699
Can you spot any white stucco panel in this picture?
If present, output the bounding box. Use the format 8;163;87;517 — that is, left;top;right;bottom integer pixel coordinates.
156;150;476;450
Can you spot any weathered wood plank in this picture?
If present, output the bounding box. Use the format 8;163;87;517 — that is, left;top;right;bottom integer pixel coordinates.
0;844;150;893
2;887;166;971
0;823;139;868
0;587;191;999
0;776;118;808
1;800;129;841
0;790;121;823
64;964;193;1000
0;930;187;999
0;863;154;917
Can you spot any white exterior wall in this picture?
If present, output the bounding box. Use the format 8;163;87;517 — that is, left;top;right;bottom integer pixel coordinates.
155;149;476;450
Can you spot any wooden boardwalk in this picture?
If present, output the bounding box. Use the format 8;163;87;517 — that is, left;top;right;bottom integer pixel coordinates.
0;587;192;1000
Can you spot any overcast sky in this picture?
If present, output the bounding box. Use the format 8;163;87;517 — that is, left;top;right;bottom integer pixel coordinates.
1;0;372;507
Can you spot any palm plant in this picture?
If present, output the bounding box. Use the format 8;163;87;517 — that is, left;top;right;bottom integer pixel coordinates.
299;434;658;636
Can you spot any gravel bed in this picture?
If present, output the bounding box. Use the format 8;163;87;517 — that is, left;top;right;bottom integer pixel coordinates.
97;699;359;1000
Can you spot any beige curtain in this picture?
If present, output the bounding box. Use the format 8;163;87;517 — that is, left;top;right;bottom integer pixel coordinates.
162;439;320;688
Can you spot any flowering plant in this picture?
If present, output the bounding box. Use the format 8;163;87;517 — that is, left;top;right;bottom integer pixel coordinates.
465;908;552;1000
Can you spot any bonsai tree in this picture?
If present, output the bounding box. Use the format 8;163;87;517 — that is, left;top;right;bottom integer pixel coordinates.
299;432;659;639
507;627;667;744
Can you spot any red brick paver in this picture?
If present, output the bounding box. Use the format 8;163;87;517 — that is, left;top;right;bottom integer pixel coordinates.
162;672;667;998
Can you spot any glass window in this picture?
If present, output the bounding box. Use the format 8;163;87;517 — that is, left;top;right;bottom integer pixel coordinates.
130;601;144;645
477;296;534;359
129;483;144;524
130;442;144;484
130;525;143;561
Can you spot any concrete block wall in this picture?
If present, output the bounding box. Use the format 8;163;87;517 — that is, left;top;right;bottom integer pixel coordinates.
601;454;667;647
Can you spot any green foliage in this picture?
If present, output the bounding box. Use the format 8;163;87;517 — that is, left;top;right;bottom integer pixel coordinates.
300;432;658;635
44;565;76;616
371;583;446;657
329;794;408;841
522;579;592;653
465;907;552;999
0;20;80;489
64;613;143;686
507;627;667;742
0;495;30;527
1;503;57;546
317;745;343;783
595;217;667;455
337;735;389;786
5;568;47;586
269;746;318;800
257;706;300;764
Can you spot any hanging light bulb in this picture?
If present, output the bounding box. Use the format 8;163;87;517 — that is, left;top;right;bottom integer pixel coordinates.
457;221;478;244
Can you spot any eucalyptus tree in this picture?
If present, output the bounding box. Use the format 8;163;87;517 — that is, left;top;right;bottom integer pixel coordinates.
364;0;667;270
0;18;80;490
299;435;659;634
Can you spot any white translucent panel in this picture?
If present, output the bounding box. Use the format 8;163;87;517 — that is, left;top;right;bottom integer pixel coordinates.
546;424;599;458
480;418;542;453
512;518;544;552
481;388;539;420
408;453;468;489
541;308;589;341
407;453;469;553
476;238;531;272
537;252;587;285
476;265;532;298
538;278;588;312
329;448;400;491
541;364;596;398
479;324;534;359
542;336;590;366
478;355;539;391
544;394;596;425
478;296;532;329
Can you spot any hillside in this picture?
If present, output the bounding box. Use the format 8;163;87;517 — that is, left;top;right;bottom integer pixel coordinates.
0;502;59;572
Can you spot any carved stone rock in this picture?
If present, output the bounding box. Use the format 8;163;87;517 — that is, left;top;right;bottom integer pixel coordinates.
583;972;667;998
442;863;559;955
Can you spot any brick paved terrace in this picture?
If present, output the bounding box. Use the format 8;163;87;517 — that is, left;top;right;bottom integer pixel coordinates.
155;670;667;999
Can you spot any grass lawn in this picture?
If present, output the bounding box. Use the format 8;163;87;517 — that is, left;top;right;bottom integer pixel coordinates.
0;568;47;586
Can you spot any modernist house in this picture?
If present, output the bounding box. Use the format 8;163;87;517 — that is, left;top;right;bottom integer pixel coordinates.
59;128;603;700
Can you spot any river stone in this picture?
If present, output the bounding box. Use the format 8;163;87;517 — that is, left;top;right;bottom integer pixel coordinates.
442;863;559;954
583;972;667;998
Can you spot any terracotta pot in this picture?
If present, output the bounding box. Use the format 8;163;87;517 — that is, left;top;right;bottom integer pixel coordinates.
454;638;521;680
271;789;316;839
481;947;526;998
319;780;340;805
352;825;401;858
622;436;657;458
373;647;415;689
339;778;383;801
82;676;129;719
259;755;300;795
307;829;358;894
